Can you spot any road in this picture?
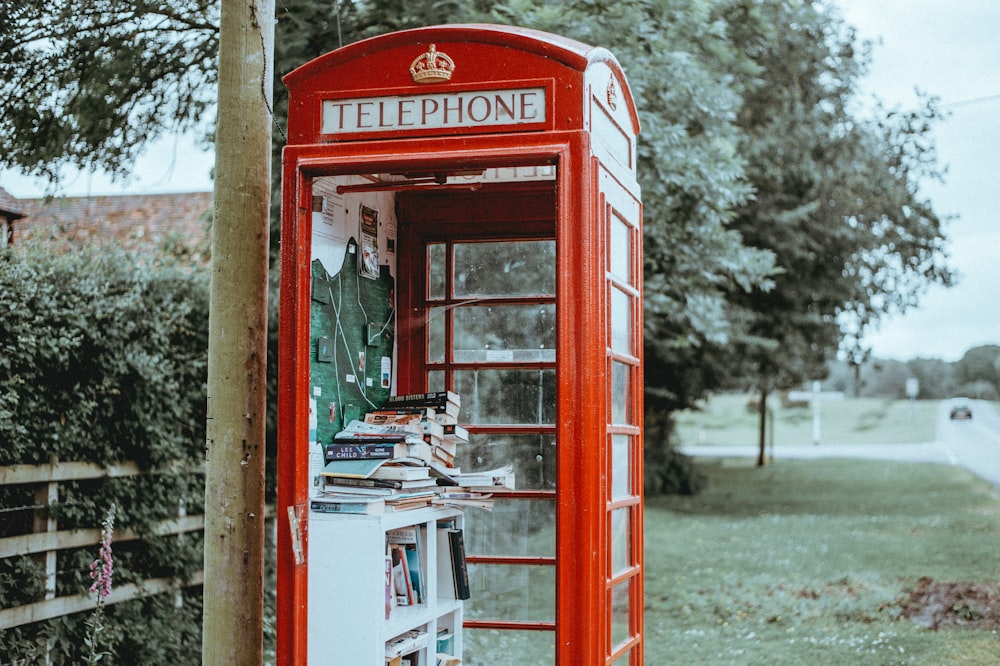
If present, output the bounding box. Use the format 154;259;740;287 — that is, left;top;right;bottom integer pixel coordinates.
934;399;1000;487
678;399;1000;488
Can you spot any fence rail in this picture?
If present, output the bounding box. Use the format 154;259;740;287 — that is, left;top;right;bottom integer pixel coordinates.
0;460;270;632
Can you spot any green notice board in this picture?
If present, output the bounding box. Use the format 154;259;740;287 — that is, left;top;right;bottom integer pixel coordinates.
310;238;395;444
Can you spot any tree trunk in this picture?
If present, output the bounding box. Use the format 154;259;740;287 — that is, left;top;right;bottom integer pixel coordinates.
203;1;274;664
756;387;768;467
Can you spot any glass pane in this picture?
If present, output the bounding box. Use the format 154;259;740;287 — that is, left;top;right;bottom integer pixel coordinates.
427;370;444;392
427;306;445;363
611;579;632;654
610;213;630;282
464;628;554;666
611;361;631;425
428;243;446;300
611;434;630;500
456;433;557;491
611;287;631;354
465;563;555;622
453;304;555;363
454;240;556;298
610;507;631;575
455;369;556;425
463;498;555;558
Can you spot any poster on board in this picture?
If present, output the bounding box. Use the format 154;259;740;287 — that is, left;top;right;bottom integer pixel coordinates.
360;205;379;280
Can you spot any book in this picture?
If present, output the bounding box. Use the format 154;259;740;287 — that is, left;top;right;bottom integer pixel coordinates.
326;441;397;460
383;391;461;418
320;457;392;479
309;495;386;515
327;476;437;491
364;411;445;440
385;630;427;659
385;553;393;619
435;654;461;666
432;491;494;510
387;527;424;603
404;544;423;603
435;527;456;601
386;526;418;544
321;457;429;481
339;419;427;439
371;464;431;481
326;440;437;463
440;422;469;440
435;628;454;654
447;528;471;600
385;390;459;406
385;495;433;511
431;445;455;467
394;545;416;605
370;406;436;418
452;463;516;490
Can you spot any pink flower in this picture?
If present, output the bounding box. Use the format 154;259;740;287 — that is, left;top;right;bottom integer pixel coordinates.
89;507;115;600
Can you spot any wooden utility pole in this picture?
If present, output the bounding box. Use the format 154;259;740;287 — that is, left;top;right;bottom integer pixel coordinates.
203;0;274;664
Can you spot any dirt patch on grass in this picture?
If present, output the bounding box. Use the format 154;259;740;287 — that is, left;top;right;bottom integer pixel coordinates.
899;577;1000;630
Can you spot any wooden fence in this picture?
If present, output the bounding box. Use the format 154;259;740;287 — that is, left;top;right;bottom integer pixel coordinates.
0;460;270;631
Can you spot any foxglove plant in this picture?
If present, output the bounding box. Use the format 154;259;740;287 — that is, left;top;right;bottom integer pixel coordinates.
84;505;116;664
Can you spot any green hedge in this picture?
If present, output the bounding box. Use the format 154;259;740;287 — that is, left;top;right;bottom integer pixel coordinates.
0;241;210;665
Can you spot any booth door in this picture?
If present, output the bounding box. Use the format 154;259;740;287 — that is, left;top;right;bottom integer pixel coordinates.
398;184;559;662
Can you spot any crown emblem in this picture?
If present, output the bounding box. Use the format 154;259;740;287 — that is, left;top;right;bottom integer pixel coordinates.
606;78;618;111
409;44;455;83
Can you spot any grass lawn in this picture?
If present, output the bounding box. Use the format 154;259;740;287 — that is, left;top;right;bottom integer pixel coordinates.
673;394;940;447
644;458;1000;664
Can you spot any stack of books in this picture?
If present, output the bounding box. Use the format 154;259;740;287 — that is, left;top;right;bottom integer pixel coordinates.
315;455;444;514
373;390;468;468
313;391;471;514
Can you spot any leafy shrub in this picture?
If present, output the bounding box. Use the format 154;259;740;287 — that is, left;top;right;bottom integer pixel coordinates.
0;242;208;467
0;241;210;662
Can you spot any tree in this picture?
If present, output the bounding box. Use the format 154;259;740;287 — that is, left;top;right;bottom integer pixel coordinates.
0;0;219;184
2;0;955;484
716;0;952;462
954;345;1000;398
485;0;779;482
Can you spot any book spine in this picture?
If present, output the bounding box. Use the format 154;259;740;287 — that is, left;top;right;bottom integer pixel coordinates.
448;529;471;600
396;545;416;605
325;442;395;460
309;500;380;514
383;392;459;410
385;391;456;404
369;406;435;416
324;476;401;489
385;554;393;619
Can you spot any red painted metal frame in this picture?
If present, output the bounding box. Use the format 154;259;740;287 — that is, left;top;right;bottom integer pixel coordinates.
277;133;607;665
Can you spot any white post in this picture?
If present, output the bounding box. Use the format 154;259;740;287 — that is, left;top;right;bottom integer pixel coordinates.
811;380;821;445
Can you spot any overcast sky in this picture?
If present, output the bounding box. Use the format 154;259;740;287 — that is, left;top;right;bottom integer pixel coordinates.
839;0;1000;361
2;1;997;362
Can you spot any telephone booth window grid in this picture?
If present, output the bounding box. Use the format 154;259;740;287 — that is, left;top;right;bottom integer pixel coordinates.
397;184;560;661
605;190;642;663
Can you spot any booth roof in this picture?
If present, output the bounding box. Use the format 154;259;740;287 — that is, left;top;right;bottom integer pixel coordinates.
283;23;617;85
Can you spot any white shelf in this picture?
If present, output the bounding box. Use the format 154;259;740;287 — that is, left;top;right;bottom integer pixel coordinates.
307;505;464;665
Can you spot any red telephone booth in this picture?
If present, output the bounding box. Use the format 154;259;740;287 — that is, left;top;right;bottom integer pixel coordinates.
277;24;643;665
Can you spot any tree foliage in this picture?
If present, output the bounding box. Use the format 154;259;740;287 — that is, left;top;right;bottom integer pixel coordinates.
719;0;952;398
1;0;956;476
0;240;209;664
0;1;219;183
